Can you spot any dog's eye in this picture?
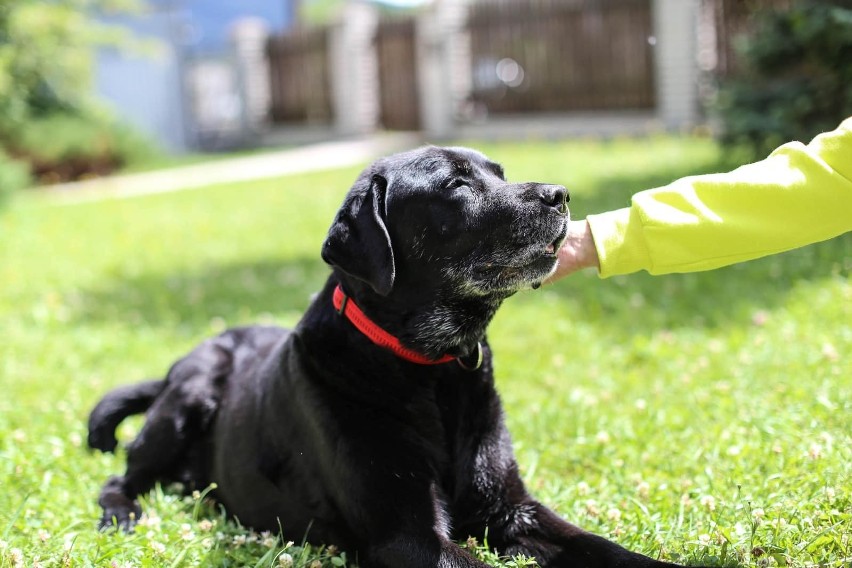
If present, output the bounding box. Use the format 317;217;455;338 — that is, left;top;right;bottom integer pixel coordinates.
445;179;470;191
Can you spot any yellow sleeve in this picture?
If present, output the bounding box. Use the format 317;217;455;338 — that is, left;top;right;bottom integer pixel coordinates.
587;117;852;278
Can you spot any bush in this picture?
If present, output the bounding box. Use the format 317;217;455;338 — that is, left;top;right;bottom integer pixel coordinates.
0;0;142;133
717;2;852;157
0;149;32;203
0;0;153;186
2;111;159;184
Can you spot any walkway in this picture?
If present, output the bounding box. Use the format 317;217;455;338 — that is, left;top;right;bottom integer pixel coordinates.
44;133;422;205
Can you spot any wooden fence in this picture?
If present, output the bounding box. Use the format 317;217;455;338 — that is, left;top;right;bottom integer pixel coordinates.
266;0;662;129
376;17;421;130
266;27;332;123
468;0;656;113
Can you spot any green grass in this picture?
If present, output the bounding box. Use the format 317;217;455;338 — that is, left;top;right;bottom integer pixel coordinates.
1;136;849;567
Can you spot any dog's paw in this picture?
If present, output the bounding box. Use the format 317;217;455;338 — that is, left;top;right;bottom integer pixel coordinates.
98;494;142;532
99;508;140;532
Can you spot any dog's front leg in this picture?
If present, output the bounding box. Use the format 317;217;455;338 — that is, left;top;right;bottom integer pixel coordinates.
490;500;683;568
364;534;492;568
352;482;491;568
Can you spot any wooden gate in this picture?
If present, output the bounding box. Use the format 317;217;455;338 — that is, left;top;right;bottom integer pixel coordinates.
468;0;656;113
266;27;333;123
375;17;421;131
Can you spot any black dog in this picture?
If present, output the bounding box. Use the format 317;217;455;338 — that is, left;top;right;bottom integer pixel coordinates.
89;146;688;568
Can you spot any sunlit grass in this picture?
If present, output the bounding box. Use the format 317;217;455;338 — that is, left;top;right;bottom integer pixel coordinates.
1;136;849;567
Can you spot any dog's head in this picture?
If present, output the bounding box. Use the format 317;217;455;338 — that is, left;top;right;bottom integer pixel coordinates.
321;146;569;356
323;145;569;298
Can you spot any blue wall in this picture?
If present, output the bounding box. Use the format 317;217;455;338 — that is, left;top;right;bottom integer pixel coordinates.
96;1;293;152
96;10;188;151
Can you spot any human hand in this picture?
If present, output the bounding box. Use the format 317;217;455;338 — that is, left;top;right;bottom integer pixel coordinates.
546;219;600;283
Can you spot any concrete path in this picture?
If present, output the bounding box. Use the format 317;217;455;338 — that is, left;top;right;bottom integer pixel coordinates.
43;133;422;205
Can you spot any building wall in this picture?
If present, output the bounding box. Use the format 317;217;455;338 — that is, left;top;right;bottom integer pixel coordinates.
96;11;189;151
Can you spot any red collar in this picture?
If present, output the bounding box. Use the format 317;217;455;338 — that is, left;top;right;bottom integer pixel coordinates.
332;285;482;370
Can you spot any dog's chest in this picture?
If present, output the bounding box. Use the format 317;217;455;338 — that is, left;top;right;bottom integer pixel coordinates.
430;373;503;494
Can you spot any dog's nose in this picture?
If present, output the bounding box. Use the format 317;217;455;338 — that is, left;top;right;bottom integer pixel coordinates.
538;184;569;214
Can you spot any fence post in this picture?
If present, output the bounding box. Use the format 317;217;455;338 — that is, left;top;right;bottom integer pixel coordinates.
329;0;380;136
417;0;471;139
652;0;701;129
231;18;272;142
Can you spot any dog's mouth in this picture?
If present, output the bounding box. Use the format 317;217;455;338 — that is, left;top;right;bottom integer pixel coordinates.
465;219;569;295
543;222;568;257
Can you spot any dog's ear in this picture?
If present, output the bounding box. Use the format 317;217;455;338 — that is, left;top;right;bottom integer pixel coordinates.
321;173;395;296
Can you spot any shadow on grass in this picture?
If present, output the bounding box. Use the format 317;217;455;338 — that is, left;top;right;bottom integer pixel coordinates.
539;234;852;338
70;255;332;329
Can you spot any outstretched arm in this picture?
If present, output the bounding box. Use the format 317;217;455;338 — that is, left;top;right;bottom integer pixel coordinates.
550;117;852;280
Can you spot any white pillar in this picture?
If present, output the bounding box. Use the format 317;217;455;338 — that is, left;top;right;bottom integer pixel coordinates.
329;1;380;136
652;0;701;129
231;18;271;137
417;0;471;139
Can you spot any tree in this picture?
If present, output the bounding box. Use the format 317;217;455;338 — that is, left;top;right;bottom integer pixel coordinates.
0;0;141;130
0;0;152;189
717;1;852;156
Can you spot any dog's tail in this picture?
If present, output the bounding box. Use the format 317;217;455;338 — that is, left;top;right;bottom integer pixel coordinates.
87;379;167;453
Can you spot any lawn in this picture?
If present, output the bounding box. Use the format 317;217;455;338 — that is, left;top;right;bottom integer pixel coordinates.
1;136;849;568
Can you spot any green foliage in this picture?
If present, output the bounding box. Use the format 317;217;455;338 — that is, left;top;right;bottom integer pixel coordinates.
0;0;141;131
299;0;346;26
3;111;159;183
298;0;423;26
717;2;852;156
0;0;152;187
0;137;850;567
0;148;31;199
